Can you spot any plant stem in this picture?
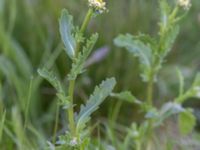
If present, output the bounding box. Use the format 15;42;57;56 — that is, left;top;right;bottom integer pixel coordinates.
146;70;155;150
75;8;93;56
147;72;154;105
67;9;93;136
53;104;59;144
68;79;76;136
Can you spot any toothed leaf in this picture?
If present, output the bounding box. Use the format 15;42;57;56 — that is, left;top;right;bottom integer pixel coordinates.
38;68;64;95
76;78;116;132
68;33;98;80
114;34;152;82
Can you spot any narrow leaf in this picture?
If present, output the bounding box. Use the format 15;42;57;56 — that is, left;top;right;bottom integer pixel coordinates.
110;91;142;104
76;78;116;132
59;9;76;59
155;102;184;126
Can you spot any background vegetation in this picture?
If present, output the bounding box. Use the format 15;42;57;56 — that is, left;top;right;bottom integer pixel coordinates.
0;0;200;149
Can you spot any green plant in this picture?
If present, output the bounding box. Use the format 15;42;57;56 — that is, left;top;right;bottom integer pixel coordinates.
114;0;199;149
38;0;116;149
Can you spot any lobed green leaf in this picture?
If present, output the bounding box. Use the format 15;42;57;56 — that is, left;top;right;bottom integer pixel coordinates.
75;78;116;133
114;34;152;82
68;33;98;80
38;68;64;95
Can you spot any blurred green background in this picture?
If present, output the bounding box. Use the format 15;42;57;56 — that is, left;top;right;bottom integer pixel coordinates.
0;0;200;148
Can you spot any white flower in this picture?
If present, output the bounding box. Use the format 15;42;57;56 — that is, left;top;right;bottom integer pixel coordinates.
178;0;191;10
88;0;107;14
69;137;78;147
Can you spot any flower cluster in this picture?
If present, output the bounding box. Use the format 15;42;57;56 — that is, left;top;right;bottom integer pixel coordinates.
177;0;191;10
88;0;107;14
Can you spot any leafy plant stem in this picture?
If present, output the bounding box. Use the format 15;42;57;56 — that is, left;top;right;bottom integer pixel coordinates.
67;8;94;137
75;8;93;56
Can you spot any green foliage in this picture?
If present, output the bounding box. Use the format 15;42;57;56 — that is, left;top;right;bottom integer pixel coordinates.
178;109;196;135
114;0;198;149
76;78;116;133
1;0;200;149
40;5;115;150
38;68;70;107
38;68;64;94
68;33;99;80
114;0;181;82
155;102;184;126
38;68;64;95
114;34;152;81
59;9;76;59
175;72;200;103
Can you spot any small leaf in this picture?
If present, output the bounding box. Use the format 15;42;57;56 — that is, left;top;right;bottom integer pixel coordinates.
75;78;116;132
68;33;98;80
56;94;71;109
178;109;196;135
110;91;142;104
59;9;76;59
145;108;159;119
38;68;64;95
155;102;184;126
114;34;152;82
160;102;184;116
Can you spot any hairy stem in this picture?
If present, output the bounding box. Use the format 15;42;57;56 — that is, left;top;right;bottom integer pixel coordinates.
67;9;93;136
